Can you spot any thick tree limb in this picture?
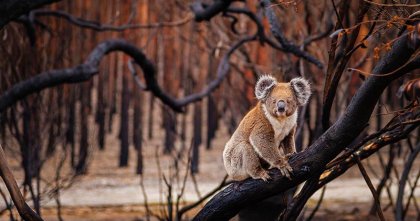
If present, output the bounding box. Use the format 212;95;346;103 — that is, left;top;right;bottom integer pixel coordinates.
0;0;61;29
193;28;419;221
282;108;420;221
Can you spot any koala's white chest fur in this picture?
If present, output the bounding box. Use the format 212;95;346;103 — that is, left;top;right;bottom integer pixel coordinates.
262;104;297;147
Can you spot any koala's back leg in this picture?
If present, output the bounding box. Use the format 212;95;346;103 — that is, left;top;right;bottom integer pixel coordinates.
224;142;248;181
243;144;270;181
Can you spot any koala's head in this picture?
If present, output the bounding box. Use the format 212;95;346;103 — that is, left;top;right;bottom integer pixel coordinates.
255;75;311;118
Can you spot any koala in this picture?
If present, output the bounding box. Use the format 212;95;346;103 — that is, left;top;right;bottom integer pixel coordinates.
223;75;311;181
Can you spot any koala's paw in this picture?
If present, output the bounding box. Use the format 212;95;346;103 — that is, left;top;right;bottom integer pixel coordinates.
273;160;293;179
252;170;271;182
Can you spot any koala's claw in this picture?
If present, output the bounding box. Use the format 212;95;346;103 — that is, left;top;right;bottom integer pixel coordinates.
274;161;293;179
279;168;291;179
254;170;271;182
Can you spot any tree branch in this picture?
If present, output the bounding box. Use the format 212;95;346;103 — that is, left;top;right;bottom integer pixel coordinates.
0;0;61;29
30;9;193;31
281;107;420;220
190;0;236;22
0;35;254;114
355;156;385;221
0;145;43;221
261;0;324;69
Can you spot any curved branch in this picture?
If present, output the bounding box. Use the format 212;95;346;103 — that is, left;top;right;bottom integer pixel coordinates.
190;0;235;22
0;36;254;113
193;28;420;221
224;6;285;51
169;35;257;108
0;0;61;29
261;0;324;69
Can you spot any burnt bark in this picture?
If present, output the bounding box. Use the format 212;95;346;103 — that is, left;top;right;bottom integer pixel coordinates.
133;89;143;174
108;55;118;133
96;69;106;150
66;89;76;167
0;0;61;29
206;95;218;150
163;107;177;154
147;94;154;139
119;72;130;167
75;84;89;174
191;101;202;174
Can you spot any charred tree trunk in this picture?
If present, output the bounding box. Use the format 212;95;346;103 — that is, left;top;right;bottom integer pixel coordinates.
46;114;56;157
191;101;202;174
108;56;118;133
46;90;61;157
133;89;143;174
147;94;154;139
66;89;76;167
21;102;42;215
22;104;33;185
206;95;218;149
119;72;130;167
163;108;177;154
96;69;106;150
75;84;89;174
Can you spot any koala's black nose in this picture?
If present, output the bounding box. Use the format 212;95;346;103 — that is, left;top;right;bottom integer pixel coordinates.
277;100;286;112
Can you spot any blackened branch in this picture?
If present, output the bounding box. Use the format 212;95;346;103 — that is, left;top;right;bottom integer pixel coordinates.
225;6;281;48
190;0;235;22
261;0;324;69
0;36;254;113
0;0;61;29
282;110;420;221
0;65;98;114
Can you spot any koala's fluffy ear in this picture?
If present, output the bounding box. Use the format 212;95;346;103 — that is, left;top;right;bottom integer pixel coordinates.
290;77;311;106
255;75;277;100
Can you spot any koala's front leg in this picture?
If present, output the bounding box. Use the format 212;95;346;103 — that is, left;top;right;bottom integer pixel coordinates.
250;129;293;178
282;126;297;157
